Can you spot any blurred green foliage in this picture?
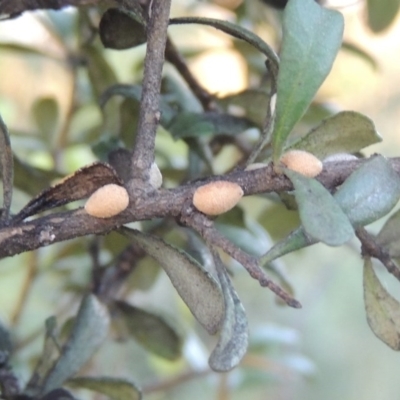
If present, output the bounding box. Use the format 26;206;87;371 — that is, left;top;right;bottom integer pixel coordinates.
1;1;400;400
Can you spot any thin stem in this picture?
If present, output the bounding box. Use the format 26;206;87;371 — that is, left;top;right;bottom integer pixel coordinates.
165;37;214;110
169;17;279;69
94;243;145;300
0;114;13;222
356;227;400;282
131;0;171;178
181;211;301;308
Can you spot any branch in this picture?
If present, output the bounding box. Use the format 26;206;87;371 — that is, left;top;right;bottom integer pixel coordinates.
2;156;400;259
130;0;171;179
356;227;400;282
2;156;400;306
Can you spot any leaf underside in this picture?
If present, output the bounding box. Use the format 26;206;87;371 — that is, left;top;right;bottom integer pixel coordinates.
120;228;225;335
363;258;400;350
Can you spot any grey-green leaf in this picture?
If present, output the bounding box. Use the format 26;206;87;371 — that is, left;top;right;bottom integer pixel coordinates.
120;228;225;335
377;209;400;257
216;215;272;257
208;251;248;372
288;111;381;159
112;301;182;360
261;156;400;263
100;84;141;107
272;0;344;160
92;137;124;162
334;156;400;227
285;169;354;246
41;295;110;395
99;8;147;50
209;252;248;372
0;115;13;222
68;376;141;400
100;84;175;127
260;226;316;266
363;257;400;350
167;111;253;139
366;0;400;32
